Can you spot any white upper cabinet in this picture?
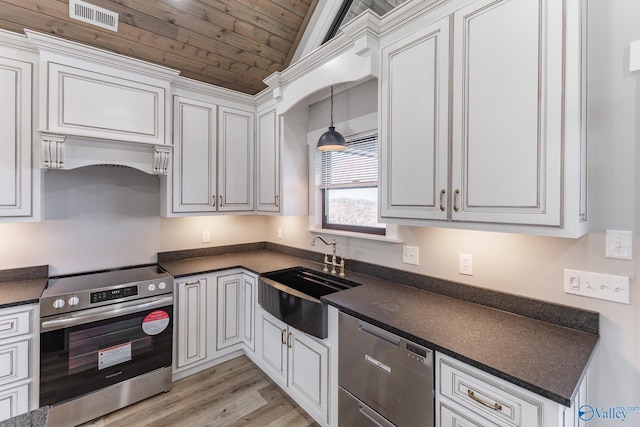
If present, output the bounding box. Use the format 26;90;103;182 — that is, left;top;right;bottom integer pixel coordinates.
218;106;255;212
255;101;308;216
256;108;280;212
0;31;41;222
172;96;218;213
165;79;255;216
380;17;450;221
0;51;34;219
450;0;562;226
379;0;588;237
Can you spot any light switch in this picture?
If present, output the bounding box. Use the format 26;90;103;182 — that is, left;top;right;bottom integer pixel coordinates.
605;230;632;260
564;269;630;304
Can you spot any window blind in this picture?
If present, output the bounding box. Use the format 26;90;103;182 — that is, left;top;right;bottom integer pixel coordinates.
319;134;378;189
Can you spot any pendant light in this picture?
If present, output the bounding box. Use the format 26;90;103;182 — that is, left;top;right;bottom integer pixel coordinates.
316;86;346;151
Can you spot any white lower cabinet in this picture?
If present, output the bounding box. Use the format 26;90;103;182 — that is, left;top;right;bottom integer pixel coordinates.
216;272;255;356
173;269;256;380
436;353;585;427
255;306;330;425
0;304;38;422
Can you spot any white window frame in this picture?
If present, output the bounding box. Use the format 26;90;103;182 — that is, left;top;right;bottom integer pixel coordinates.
307;112;401;242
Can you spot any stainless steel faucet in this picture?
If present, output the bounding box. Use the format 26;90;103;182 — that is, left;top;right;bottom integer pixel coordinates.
311;236;345;276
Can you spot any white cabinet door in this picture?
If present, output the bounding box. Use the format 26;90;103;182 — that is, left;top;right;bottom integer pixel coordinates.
216;273;243;355
172;96;217;213
256;108;280;212
256;308;329;423
0;56;32;218
257;309;288;384
175;278;208;369
380;17;450;221
288;329;329;419
218;106;254;212
450;0;563;225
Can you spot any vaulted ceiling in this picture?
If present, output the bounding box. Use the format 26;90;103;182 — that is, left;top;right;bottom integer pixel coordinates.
0;0;319;95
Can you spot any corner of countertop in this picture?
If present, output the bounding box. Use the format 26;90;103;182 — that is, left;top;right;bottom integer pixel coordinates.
0;265;49;282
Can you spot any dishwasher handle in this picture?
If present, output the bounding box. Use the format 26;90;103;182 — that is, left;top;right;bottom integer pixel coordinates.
358;402;396;427
358;322;401;347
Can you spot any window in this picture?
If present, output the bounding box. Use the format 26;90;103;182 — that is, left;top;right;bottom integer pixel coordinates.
318;133;385;235
323;0;410;44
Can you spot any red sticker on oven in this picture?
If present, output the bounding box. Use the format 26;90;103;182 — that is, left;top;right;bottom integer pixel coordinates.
142;310;170;335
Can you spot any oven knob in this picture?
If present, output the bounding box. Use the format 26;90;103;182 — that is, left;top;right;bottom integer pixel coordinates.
53;298;65;309
158;282;166;290
68;296;80;306
147;283;156;292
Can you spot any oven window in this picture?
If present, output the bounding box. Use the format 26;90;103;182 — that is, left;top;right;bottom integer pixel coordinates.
68;317;152;374
40;306;173;407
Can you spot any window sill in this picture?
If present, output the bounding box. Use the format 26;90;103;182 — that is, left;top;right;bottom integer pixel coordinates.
307;226;403;243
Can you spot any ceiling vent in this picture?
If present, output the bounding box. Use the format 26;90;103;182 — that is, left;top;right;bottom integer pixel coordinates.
69;0;119;32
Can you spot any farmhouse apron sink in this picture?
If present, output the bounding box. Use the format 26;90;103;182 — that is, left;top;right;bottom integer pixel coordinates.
258;266;359;339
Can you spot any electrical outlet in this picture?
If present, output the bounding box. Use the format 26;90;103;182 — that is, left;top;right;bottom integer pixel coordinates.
277;227;283;239
459;253;473;275
402;246;419;266
202;230;210;243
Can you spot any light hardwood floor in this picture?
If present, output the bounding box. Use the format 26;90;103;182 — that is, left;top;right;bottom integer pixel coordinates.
81;356;319;427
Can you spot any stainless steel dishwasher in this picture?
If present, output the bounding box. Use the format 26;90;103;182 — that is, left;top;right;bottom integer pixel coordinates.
339;312;434;427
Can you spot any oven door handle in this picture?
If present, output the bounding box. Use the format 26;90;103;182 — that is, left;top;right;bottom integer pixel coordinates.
41;295;173;332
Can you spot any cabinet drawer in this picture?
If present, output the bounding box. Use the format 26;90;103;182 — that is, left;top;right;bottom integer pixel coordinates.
0;340;30;387
0;382;29;422
0;308;31;340
438;356;542;427
440;401;498;427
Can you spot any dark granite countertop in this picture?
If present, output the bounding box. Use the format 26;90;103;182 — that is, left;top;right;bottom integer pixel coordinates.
323;278;598;406
0;265;49;309
158;245;598;407
0;406;48;427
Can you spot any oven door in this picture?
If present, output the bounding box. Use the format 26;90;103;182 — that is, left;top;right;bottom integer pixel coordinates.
40;295;173;407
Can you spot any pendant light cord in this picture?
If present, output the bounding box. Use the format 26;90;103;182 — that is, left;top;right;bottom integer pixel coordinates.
330;86;334;127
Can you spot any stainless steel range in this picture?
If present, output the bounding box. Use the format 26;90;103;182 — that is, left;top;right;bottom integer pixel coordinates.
39;264;174;427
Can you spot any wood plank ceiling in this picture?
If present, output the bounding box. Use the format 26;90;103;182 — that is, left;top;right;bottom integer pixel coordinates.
0;0;319;95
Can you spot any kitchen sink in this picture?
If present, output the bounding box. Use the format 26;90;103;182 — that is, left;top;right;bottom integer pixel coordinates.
258;266;360;339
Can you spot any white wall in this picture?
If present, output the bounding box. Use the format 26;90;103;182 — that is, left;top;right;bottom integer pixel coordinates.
267;1;640;423
0;166;268;275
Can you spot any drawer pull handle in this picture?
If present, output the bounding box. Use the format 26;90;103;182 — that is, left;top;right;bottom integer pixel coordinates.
439;189;446;211
281;329;287;345
467;389;502;411
454;189;460;212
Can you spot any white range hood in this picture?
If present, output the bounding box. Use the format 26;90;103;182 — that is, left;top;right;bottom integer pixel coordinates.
27;30;179;175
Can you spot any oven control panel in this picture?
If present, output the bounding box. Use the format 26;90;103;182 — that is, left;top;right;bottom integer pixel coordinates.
91;285;138;303
40;276;174;317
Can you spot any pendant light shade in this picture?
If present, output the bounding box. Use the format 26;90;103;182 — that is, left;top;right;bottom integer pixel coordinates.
317;86;346;151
